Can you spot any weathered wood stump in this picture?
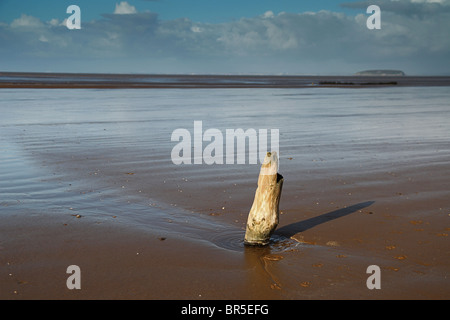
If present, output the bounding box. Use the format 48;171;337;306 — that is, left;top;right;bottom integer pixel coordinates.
244;152;283;246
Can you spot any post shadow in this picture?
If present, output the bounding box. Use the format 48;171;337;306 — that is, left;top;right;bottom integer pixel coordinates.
275;201;375;238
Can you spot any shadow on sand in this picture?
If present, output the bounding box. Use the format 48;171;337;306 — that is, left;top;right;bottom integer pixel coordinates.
275;201;375;238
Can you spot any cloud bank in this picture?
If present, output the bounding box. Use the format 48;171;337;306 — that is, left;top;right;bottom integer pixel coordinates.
1;0;449;74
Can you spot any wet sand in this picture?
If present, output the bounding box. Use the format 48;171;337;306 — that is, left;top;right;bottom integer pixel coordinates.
1;151;448;300
0;86;449;300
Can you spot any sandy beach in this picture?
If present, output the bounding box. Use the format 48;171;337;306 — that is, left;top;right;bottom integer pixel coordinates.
1;83;449;300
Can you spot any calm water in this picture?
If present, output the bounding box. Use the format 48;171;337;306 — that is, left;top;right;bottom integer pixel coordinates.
1;86;449;159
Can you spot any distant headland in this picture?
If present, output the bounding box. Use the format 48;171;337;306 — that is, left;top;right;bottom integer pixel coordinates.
355;70;406;76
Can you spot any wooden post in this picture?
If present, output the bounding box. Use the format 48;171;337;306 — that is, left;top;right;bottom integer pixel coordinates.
244;152;283;246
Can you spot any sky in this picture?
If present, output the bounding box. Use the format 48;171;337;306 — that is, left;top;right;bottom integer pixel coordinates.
0;0;449;75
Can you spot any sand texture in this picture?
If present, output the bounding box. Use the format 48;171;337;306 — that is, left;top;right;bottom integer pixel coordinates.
1;84;449;299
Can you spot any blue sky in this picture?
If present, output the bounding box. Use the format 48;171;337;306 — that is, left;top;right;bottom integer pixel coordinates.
1;0;449;74
0;0;356;24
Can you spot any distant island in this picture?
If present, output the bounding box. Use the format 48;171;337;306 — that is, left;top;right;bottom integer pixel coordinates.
355;70;405;76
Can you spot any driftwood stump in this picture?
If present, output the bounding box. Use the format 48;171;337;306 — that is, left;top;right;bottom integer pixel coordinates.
244;152;283;246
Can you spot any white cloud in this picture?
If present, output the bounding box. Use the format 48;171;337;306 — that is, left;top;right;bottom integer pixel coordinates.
263;11;275;19
114;1;138;14
10;14;44;28
48;18;59;27
39;35;49;43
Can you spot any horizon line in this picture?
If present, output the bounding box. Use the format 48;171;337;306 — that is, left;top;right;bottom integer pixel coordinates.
2;70;450;77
